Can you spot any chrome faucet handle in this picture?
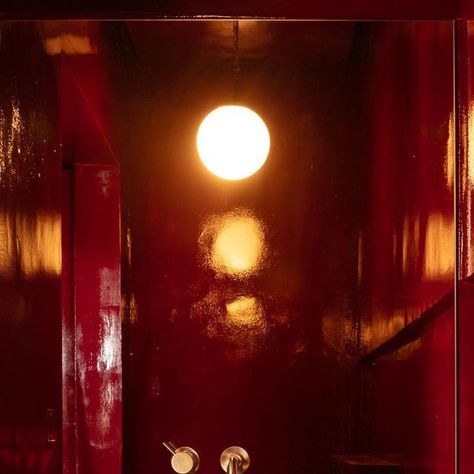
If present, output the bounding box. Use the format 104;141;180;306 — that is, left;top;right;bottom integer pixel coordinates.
163;441;200;474
220;447;250;474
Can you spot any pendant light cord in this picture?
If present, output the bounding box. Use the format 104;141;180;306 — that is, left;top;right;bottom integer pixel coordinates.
232;20;240;101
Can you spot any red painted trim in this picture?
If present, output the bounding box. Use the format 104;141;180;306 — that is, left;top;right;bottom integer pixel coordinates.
61;164;122;474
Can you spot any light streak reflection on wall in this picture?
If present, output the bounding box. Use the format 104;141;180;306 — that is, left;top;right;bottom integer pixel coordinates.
0;210;61;279
423;213;455;280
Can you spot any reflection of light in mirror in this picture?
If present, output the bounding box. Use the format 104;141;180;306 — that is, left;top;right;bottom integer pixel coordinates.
0;210;61;279
360;307;421;359
16;211;61;278
0;101;25;182
212;216;264;275
464;102;474;275
197;106;270;180
469;103;474;187
190;288;273;361
39;21;98;55
400;214;420;276
199;209;267;278
226;296;264;327
424;213;454;280
0;98;46;190
43;35;96;55
0;211;14;278
445;113;455;190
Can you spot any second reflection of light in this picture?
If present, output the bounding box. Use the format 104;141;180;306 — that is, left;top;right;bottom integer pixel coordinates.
200;209;267;278
226;296;264;327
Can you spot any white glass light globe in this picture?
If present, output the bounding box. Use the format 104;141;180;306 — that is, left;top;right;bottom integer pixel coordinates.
197;105;270;180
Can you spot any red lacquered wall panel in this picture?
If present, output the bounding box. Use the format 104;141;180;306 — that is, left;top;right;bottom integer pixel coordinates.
361;21;454;350
456;20;474;474
115;20;365;474
0;23;62;474
0;18;461;474
364;308;454;472
356;21;455;473
110;20;455;474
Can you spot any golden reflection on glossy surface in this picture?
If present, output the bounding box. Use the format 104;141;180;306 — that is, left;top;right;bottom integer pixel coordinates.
0;100;23;181
193;209;272;360
17;211;61;278
190;288;270;361
423;213;455;280
468;102;474;187
226;296;264;327
199;209;267;278
445;113;455;191
0;211;14;278
463;100;474;276
39;21;97;55
400;214;420;277
0;97;50;191
0;210;61;279
43;34;96;55
361;307;422;357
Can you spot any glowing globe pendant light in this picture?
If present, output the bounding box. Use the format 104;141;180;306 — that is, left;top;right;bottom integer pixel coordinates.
197;105;270;180
196;22;271;181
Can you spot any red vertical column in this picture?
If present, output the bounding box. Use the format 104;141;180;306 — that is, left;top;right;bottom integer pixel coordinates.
58;40;122;474
62;164;121;474
74;164;121;474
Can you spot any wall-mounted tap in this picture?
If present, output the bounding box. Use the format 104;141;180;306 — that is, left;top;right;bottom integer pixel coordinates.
220;447;250;474
163;441;200;474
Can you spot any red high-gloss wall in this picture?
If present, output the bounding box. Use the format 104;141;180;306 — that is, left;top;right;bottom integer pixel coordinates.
363;308;454;472
456;20;474;474
111;20;455;474
59;46;122;474
0;23;62;473
357;22;455;473
115;21;361;474
61;163;121;474
0;18;460;474
362;22;454;348
0;21;123;474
